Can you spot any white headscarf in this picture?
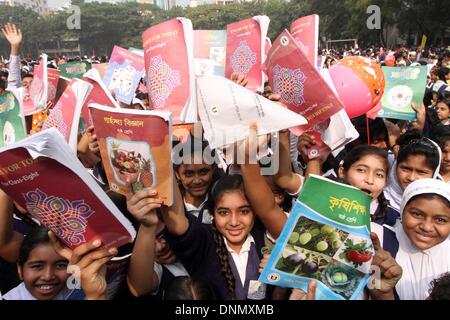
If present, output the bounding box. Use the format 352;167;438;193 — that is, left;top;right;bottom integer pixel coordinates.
394;178;450;300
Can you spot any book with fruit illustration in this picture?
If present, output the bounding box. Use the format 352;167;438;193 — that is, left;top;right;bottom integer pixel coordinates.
378;66;427;121
89;104;173;205
259;174;373;300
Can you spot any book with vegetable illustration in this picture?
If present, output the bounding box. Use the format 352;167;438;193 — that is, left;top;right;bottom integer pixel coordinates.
259;174;373;300
89;104;173;205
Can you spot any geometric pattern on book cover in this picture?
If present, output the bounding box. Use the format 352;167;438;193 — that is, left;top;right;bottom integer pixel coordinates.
23;189;94;246
272;64;307;106
41;101;68;137
230;41;257;75
148;55;181;109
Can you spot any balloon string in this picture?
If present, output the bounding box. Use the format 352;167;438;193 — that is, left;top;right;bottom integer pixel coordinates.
366;115;370;145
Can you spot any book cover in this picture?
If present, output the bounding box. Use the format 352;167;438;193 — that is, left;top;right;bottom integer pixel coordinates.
265;30;344;136
42;79;93;151
193;30;226;77
377;66;428;121
93;63;109;79
225;16;269;93
103;46;145;105
47;68;61;105
59;61;92;79
196;75;307;150
290;14;320;68
142;18;193;124
259;175;373;300
89;104;173;205
0;128;136;249
23;54;48;116
0;91;26;147
82;69;120;127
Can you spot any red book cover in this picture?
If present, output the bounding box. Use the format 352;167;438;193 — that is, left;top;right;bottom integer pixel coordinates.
89;104;173;205
265;30;344;136
0;128;136;249
226;17;268;92
82;69;119;127
290;14;320;68
42;79;93;150
47;68;61;105
142;18;192;124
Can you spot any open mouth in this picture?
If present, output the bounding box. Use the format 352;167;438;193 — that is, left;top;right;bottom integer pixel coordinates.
35;284;59;294
360;189;372;196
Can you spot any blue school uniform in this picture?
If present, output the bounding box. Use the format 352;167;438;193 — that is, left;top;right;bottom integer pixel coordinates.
164;214;270;300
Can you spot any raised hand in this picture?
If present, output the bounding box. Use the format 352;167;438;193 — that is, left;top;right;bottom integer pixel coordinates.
1;23;22;55
230;72;248;87
367;232;402;300
48;231;117;300
289;281;317;300
126;189;163;228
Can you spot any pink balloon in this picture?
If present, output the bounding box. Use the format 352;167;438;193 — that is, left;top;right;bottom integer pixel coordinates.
329;65;375;119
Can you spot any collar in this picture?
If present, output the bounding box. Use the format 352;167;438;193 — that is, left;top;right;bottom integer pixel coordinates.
184;195;208;211
224;234;255;254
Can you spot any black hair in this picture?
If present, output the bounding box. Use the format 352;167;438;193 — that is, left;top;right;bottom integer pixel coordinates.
22;73;33;79
397;138;440;173
395;129;422;148
437;90;450;108
0;78;5;91
346;116;390;151
341;145;389;222
429;125;450;150
18;226;52;266
428;272;450;300
207;174;249;300
163;276;216;300
438;67;450;81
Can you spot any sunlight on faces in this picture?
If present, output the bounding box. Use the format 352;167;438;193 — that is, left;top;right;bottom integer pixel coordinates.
338;154;387;199
402;196;450;250
396;155;434;190
214;190;255;253
18;244;68;300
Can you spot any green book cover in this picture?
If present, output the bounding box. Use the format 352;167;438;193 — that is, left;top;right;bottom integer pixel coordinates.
377;66;428;121
0;92;27;147
59;61;92;79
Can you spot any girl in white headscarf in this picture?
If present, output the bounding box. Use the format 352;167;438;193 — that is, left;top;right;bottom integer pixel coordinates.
383;178;450;300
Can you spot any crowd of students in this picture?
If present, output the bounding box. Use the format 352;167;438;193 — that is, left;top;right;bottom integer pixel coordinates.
0;22;449;301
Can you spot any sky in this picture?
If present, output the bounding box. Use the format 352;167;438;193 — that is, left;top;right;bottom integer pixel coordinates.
47;0;193;10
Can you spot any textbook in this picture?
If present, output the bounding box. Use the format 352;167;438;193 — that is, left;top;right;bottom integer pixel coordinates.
23;54;48;116
142;18;196;124
59;61;92;79
196;75;307;150
0;128;136;249
193;30;226;77
89;104;173;205
103;46;145;105
259;175;374;300
93;63;109;79
225;16;270;93
82;68;120;127
0;91;26;147
377;66;428;121
47;68;61;105
290;14;320;69
42;78;93;151
265;30;344;136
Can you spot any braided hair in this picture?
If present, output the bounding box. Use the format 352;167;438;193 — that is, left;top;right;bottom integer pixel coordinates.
207;175;249;300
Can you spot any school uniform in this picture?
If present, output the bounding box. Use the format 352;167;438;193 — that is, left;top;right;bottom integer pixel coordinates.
164;214;270;300
184;196;213;225
2;282;77;300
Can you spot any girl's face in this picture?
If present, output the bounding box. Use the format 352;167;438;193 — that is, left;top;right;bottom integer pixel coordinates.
339;155;387;199
18;244;68;300
436;102;450;123
214;190;255;252
176;163;214;200
403;196;450;250
396;155;434;190
441;141;450;175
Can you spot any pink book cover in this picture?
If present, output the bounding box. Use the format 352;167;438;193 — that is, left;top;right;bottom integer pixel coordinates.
47;68;60;104
142;19;190;123
93;63;109;79
290;14;319;68
82;70;119;127
23;58;47;115
226;18;263;92
265;30;343;136
89;105;173;204
0;132;134;249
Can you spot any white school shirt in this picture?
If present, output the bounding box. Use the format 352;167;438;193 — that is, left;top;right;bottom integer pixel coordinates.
393;221;450;300
3;282;74;300
224;234;255;287
184;196;213;225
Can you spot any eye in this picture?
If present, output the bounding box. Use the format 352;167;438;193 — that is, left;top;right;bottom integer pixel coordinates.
356;168;366;173
199;169;210;176
56;262;68;270
216;209;228;216
30;264;43;270
435;217;449;224
183;171;194;177
376;173;385;179
410;210;423;218
240;209;251;215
